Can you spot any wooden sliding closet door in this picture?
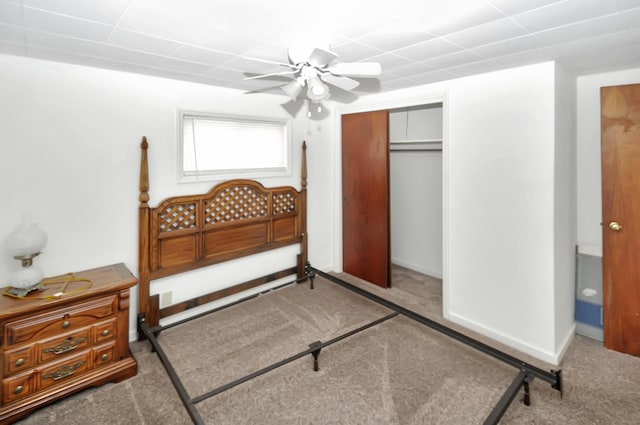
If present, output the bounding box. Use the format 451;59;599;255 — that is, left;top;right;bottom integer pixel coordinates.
601;83;640;357
342;110;391;288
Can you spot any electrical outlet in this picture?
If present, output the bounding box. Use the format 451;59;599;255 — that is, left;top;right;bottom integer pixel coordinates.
160;291;172;307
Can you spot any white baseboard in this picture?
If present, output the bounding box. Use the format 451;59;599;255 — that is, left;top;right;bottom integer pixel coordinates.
555;323;576;362
391;259;443;279
448;311;575;366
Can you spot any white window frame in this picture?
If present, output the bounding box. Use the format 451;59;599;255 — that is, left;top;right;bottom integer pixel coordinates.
177;110;292;183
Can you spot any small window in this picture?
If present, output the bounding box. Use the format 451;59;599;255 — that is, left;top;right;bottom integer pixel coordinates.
178;111;291;183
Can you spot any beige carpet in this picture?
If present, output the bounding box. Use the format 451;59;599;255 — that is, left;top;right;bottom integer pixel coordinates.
15;266;640;424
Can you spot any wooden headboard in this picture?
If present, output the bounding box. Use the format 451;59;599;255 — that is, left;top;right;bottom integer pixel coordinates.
138;137;308;327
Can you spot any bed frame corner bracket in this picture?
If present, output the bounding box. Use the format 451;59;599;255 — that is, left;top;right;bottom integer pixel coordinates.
137;313;147;333
306;263;316;289
309;341;322;371
136;312;153;347
552;369;563;397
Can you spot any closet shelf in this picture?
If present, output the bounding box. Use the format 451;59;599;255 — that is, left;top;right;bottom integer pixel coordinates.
390;139;442;144
390;139;442;152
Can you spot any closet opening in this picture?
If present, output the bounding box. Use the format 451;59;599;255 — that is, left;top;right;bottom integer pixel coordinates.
389;102;443;316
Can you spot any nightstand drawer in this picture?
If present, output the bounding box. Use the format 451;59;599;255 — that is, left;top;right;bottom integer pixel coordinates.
2;371;35;404
4;295;117;347
93;342;116;367
93;319;117;345
38;328;91;363
38;351;91;391
2;346;35;377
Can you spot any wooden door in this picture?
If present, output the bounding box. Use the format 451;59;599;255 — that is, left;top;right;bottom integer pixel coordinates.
601;83;640;357
342;110;391;288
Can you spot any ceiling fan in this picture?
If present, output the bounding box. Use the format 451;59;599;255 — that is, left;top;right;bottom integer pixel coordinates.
243;46;382;103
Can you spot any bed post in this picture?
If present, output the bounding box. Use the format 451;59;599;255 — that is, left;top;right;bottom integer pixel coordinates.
298;141;308;278
138;137;158;333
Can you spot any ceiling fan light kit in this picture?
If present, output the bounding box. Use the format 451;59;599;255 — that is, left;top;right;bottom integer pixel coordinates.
306;77;330;102
281;78;305;101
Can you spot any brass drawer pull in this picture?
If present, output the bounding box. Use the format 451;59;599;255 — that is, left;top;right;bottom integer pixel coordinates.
101;353;109;361
44;336;87;355
62;320;71;329
101;329;111;337
15;358;25;367
13;385;24;395
43;361;85;381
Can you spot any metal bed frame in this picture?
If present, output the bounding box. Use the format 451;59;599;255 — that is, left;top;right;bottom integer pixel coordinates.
138;264;562;425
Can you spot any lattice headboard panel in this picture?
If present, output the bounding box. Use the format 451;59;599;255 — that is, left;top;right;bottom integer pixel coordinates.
149;180;301;274
138;138;308;327
205;185;269;224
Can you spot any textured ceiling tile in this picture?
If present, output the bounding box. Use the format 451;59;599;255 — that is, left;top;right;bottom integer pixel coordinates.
23;7;113;42
171;45;234;67
444;18;529;49
0;22;24;43
534;11;638;46
394;38;462;61
155;57;212;75
487;0;566;16
202;66;247;81
117;3;207;42
241;43;290;64
189;27;262;55
415;1;507;35
355;25;436;52
26;29;102;56
22;0;129;25
330;40;385;62
26;45;98;66
99;44;164;67
106;28;183;56
0;1;22;26
471;35;541;58
384;61;435;78
512;0;618;32
0;39;25;55
423;50;484;69
366;53;413;70
612;0;640;11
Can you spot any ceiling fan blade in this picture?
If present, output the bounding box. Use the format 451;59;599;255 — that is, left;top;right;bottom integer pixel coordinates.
327;62;382;77
307;47;338;68
244;70;298;80
280;79;304;101
321;74;360;91
241;55;294;68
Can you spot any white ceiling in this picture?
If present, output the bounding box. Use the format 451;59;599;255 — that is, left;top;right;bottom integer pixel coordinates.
1;0;639;101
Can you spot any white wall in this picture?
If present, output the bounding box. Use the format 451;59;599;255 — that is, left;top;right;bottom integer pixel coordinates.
576;67;640;257
553;64;577;357
390;152;443;277
336;62;574;364
0;54;334;337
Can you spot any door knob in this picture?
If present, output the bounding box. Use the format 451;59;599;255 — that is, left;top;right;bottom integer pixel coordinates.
609;221;622;231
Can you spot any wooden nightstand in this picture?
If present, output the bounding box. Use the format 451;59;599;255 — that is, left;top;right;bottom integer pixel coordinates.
0;263;138;424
